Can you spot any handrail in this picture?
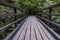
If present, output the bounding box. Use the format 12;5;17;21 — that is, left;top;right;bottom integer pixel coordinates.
4;16;27;40
43;13;60;16
41;2;60;10
37;16;60;29
0;0;17;8
39;2;60;34
0;13;19;18
37;17;60;40
0;0;24;28
0;16;25;33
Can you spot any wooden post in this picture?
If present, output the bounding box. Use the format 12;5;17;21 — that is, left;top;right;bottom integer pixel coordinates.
21;9;23;17
14;8;17;27
40;10;42;17
49;8;52;20
48;8;52;27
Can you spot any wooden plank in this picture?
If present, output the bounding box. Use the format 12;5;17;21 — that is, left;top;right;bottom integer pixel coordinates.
24;20;30;40
6;16;59;40
12;18;28;40
36;18;55;40
18;20;28;40
30;17;36;40
34;17;49;40
4;16;26;40
33;21;42;40
37;16;60;40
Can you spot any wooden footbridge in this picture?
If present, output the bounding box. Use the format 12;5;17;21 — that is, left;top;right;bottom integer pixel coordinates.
0;0;60;40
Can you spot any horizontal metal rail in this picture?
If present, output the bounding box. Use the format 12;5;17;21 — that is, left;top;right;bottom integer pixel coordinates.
0;16;25;33
36;17;60;40
37;16;60;29
41;2;60;10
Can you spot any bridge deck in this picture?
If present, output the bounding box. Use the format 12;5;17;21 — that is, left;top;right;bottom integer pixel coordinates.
5;16;56;40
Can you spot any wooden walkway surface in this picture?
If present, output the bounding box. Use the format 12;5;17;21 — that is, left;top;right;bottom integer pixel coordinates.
4;16;58;40
10;16;55;40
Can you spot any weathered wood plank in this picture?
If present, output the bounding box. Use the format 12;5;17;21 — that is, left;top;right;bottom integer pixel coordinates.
36;18;55;40
18;21;28;40
12;18;28;40
24;21;30;40
5;16;58;40
30;18;36;40
36;17;60;40
33;21;42;40
34;18;49;40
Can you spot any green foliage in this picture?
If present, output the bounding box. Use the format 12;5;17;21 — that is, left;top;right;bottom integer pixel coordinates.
5;0;15;3
14;0;57;10
43;0;56;7
0;6;13;14
0;0;60;39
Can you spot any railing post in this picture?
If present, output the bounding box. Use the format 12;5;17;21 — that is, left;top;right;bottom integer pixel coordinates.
48;8;52;27
49;8;52;20
40;10;42;17
21;10;23;17
14;8;17;27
